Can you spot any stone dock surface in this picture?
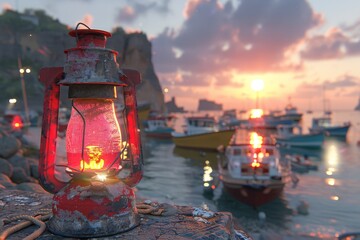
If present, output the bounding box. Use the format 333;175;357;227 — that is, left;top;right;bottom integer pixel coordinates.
0;189;251;240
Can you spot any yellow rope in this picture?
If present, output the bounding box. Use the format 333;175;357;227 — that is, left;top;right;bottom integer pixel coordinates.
136;203;164;216
0;213;51;240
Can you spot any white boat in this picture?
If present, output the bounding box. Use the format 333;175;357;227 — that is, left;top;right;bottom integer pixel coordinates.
275;124;325;149
171;116;235;151
309;117;351;139
218;131;289;207
143;115;176;139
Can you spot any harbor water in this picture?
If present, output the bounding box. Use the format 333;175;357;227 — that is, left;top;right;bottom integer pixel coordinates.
136;110;360;238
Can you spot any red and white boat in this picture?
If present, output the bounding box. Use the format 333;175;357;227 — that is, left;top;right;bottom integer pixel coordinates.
218;131;290;207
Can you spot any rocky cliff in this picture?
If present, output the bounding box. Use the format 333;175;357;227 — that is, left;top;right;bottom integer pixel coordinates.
0;9;164;113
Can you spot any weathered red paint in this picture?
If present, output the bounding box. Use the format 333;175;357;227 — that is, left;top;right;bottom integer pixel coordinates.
122;69;143;187
38;67;67;194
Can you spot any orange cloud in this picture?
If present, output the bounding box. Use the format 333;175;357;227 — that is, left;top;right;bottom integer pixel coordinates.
2;3;12;10
75;14;93;29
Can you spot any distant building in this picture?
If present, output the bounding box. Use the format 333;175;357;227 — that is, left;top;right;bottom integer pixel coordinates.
165;97;186;113
197;99;222;111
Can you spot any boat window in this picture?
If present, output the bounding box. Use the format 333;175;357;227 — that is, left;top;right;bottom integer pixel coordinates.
233;149;242;155
266;148;274;155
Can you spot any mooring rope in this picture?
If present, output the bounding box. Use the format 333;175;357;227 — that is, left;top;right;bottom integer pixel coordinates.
0;212;51;240
136;203;164;216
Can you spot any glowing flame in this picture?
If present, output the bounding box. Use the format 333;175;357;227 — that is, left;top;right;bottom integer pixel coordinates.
250;132;263;148
80;146;105;170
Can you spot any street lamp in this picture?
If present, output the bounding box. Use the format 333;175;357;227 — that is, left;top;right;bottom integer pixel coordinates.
18;62;31;125
251;79;264;109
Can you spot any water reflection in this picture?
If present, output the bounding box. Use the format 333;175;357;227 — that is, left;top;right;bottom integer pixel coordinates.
136;117;360;237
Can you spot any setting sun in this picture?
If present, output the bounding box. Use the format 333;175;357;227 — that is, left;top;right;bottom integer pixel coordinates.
251;79;264;92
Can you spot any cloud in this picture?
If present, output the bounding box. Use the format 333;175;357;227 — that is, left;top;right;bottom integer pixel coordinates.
153;0;321;88
324;74;360;90
293;74;360;100
2;3;12;11
116;0;170;24
76;14;93;28
301;25;360;60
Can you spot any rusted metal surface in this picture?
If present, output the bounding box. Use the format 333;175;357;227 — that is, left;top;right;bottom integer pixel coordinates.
48;177;139;237
60;29;126;86
68;84;117;99
38;67;68;194
62;48;122;85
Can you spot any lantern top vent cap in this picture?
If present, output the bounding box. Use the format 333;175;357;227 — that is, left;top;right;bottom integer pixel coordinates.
69;29;112;48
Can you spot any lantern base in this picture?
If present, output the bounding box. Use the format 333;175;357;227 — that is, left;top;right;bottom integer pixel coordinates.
47;177;139;238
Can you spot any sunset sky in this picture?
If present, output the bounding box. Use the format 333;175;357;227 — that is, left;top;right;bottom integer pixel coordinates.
2;0;360;111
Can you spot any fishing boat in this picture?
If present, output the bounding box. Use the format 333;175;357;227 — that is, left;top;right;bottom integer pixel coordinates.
275;124;325;149
171;116;235;151
218;131;289;207
239;109;294;130
309;117;351;138
143;115;176;139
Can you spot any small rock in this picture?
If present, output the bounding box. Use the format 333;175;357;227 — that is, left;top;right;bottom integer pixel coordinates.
11;167;35;184
16;182;48;194
193;207;215;219
8;154;31;175
194;217;210;224
144;199;152;205
0;173;16;188
0;158;13;177
0;133;21;159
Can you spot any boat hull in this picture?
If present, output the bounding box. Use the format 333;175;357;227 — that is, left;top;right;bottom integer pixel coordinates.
276;133;324;149
309;125;350;138
222;178;285;207
172;130;235;151
144;128;174;139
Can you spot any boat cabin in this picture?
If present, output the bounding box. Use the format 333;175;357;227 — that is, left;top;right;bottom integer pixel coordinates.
226;144;281;180
277;124;303;137
312;117;331;128
143;115;176;131
185;116;217;135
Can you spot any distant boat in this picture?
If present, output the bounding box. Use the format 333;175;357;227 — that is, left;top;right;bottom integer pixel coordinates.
275;124;325;149
143;115;176;139
309;117;351;138
286;155;318;173
239;109;295;130
218;131;289;207
171;116;235;151
355;97;360;111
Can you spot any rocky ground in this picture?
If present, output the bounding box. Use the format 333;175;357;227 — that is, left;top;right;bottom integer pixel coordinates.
0;123;48;194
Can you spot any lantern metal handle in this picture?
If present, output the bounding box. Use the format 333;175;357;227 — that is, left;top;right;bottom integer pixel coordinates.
121;69;143;187
38;67;68;193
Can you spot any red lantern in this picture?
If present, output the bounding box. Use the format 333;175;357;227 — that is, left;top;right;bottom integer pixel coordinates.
38;27;143;237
